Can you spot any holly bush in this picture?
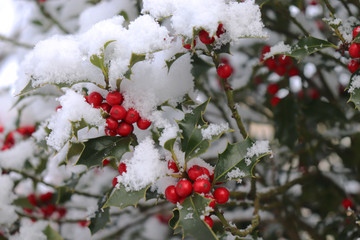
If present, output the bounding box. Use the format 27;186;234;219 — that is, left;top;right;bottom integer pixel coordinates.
0;0;359;239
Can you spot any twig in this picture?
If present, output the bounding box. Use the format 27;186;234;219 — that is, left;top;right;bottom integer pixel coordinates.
0;34;34;49
35;0;70;34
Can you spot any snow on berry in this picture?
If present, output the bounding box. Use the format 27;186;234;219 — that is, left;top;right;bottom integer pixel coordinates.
115;137;168;191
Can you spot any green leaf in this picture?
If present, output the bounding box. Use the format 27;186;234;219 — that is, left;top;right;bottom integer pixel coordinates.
166;52;186;72
125;53;147;80
89;194;110;235
214;137;270;183
43;225;64;240
12;197;35;209
90;40;115;81
103;184;149;209
66;142;85;162
70;118;98;140
119;10;129;22
171;194;217;240
75;136;133;169
164;138;177;153
191;54;213;79
354;34;360;43
347;71;360;110
214;42;231;55
16;79;40;96
289;37;336;60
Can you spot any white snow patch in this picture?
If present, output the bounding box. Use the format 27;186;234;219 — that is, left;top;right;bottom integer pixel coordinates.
201;123;229;140
348;75;360;93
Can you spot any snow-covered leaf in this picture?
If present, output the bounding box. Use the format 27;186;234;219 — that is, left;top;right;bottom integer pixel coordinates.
124;53;147;79
89;193;110;235
166;52;186;72
289;37;336;60
73;136;133;169
214;137;270;183
171;194;217;240
103;184;149;209
70;118;99;140
43;225;64;240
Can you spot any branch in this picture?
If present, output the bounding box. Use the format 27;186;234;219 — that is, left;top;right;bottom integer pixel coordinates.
0;34;34;49
35;1;70;34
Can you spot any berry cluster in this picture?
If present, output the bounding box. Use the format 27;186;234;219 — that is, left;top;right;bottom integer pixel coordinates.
85;91;151;137
182;23;226;49
260;46;299;77
165;162;229;228
347;26;360;73
24;192;66;221
1;126;36;151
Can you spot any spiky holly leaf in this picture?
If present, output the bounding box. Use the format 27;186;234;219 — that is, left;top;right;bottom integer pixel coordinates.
177;99;230;162
103;184;150;209
166;52;187;72
43;225;64;240
90;40;115;81
73;136;133;169
70;118;99;140
12;197;35;209
124;53;147;79
171;194;217;240
213;137;270;183
347;71;360;110
89;193;110;235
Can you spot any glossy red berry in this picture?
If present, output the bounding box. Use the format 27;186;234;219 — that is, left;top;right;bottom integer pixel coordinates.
214;187;229;204
267;83;279;95
288;67;300;77
103;159;110;166
165;185;180;204
260;45;271;61
176;179;193;197
137;118;152;130
275;65;287;76
56;207;67;218
270;96;281;107
117;122;133;136
265;58;277;70
278;55;292;65
112;176;118;187
124;108;140;124
205;194;216;208
193;179;211;194
100;103;111;113
348;59;360;73
349;43;360;58
199;30;215;45
88;92;103;107
27;194;37;206
78;220;89;227
110;105;126;120
204;216;214;228
41;204;56;218
39;192;53;203
308;88;320;99
105;128;117;136
118;162;127;175
342;198;353;209
217;64;232;79
216;23;225;38
106;117;119;130
188;165;210;181
168;160;179;173
106;91;123;106
353;26;360;39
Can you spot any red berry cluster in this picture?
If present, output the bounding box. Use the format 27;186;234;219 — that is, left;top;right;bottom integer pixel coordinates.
260;46;299;77
183;23;226;50
85;91;151;137
24;192;66;221
1;126;35;151
347;26;360;73
165;162;229;228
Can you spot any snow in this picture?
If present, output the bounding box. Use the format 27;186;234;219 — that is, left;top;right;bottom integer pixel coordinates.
201;123;229;140
0;139;37;170
264;41;292;59
226;168;246;180
246;140;271;159
0;175;17;225
116;137;168;191
348;75;360;93
9;220;48;240
184;213;193;219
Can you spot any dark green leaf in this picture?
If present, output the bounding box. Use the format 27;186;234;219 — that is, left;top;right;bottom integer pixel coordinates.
89;194;110;235
56;186;73;204
70;118;98;140
12;197;35;209
191;54;213;79
214;137;270;183
75;136;133;169
103;184;149;209
166;52;186;72
171;194;217;240
43;225;64;240
17;79;40;96
347;70;360;110
289;37;336;60
164;138;177;153
125;53;147;80
214;42;231;55
66;142;85;162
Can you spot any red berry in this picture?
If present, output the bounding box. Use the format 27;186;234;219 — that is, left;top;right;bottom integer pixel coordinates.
275;65;286;76
288;67;300;77
27;194;37;206
205;194;216;208
183;39;196;49
349;43;360;58
188;165;210;181
216;23;225;38
106;117;119;130
260;45;271;61
342;198;353;209
348;59;360;73
193;179;211;194
270;96;281;107
112;176;118;187
0;126;3;133
204;216;214;228
88;92;103;107
199;30;215;45
41;204;56;218
137;118;152;130
56;207;67;218
118;162;127;175
100;103;111;113
103;159;110;166
124;108;140;124
214;187;229;204
278;55;292;66
78;220;89;227
168;160;179;173
265;58;277;70
353;26;360;39
105;128;117;136
309;0;317;5
267;83;279;95
110;105;127;120
117;122;133;136
165;185;180;204
39;192;53;203
217;64;232;79
106;91;123;106
176;179;193;197
23;208;33;215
